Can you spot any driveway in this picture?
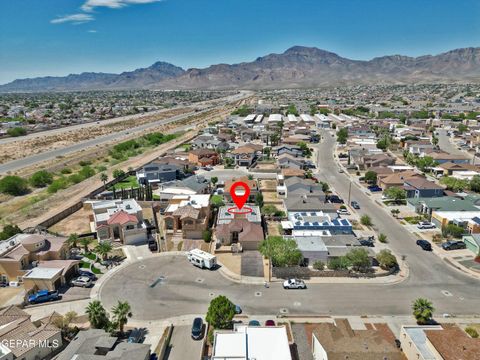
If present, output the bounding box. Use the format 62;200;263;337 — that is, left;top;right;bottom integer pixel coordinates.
164;325;204;360
241;251;264;277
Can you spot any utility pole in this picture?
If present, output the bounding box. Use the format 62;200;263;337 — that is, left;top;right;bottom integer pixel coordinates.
347;182;352;205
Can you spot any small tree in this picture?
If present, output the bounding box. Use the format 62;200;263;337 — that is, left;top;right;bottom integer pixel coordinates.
202;230;212;243
206;295;236;330
376;250;397;269
412;298;435;325
0;224;22;241
255;192;264;208
79;237;93;253
100;173;108;187
112;169;126;179
345;248;371;272
465;327;479;338
112;301;132;335
86;300;110;329
67;233;79;249
336;128;348;144
210;176;218;187
442;224;465;239
360;215;373;227
364;171;377;184
384;186;406;203
96;241;113;261
259;236;302;267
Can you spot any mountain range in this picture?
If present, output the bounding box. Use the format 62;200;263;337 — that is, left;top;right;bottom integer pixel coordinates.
1;46;480;92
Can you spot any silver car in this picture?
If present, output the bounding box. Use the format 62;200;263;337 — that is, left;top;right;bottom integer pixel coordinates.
283;278;306;289
70;276;93;288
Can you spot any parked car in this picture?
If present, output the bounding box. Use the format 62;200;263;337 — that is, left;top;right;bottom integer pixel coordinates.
360;239;375;247
367;185;383;192
28;290;60;304
265;320;276;326
70;276;93;288
283;278;306;289
417;221;436;230
328;195;344;204
191;317;204;340
337;208;350;215
416;239;432;251
234;305;242;314
78;270;97;281
248;320;261;326
442;241;466;251
351;201;360;209
128;328;144;343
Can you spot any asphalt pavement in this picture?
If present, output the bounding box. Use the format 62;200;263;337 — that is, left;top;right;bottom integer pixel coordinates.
164;325;204;360
97;130;480;321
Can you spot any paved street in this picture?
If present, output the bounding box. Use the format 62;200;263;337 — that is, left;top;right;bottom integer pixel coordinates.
94;130;480;322
436;129;473;161
164;325;204;360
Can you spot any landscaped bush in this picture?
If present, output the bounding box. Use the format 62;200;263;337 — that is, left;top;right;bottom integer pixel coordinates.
313;261;325;270
328;257;350;270
60;167;72;174
7;127;27;137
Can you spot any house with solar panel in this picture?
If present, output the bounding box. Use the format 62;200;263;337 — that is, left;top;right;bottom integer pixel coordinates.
280;211;372;265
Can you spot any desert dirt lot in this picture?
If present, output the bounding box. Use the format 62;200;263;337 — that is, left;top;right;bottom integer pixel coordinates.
0;108;190;165
0;107;232;230
49;207;92;235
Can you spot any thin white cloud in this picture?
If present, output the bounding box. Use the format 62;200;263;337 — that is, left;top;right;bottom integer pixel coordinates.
81;0;162;12
87;29;98;33
50;13;94;24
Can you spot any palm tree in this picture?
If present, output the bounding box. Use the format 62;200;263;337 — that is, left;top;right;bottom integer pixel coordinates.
86;300;109;329
100;173;108;187
412;298;435;325
96;241;113;261
67;233;79;249
79;237;93;254
112;301;132;335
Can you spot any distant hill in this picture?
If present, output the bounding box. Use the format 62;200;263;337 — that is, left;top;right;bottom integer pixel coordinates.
1;46;480;92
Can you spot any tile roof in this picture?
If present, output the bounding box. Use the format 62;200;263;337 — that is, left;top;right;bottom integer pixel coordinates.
107;210;138;225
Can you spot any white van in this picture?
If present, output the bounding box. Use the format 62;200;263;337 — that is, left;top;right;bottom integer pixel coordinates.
187;249;217;270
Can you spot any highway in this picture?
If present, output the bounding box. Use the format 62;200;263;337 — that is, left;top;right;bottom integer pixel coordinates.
99;132;480;320
0;91;252;174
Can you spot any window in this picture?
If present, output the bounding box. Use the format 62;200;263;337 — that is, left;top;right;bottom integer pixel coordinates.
126;225;134;230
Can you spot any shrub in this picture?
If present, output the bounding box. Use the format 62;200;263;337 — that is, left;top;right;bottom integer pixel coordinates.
313;261;325;270
360;215;373;227
0;176;29;196
203;230;212;243
112;169;126;179
328;257;350;270
465;327;479;338
29;170;53;188
376;250;397;269
378;233;388;243
79;165;95;179
345;248;371;272
60;167;72;174
47;178;69;193
79;160;92;167
0;224;22;241
7;127;27;137
68;174;84;184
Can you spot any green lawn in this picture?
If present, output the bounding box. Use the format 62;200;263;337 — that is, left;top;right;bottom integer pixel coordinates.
111;175;139;190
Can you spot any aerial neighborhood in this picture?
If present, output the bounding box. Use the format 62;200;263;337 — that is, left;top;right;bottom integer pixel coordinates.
1;83;480;360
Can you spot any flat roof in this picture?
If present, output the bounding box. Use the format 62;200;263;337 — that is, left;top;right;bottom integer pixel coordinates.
213;326;291;360
23;267;63;280
403;326;443;360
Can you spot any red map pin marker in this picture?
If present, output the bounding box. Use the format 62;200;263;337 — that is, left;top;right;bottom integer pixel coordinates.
230;181;250;210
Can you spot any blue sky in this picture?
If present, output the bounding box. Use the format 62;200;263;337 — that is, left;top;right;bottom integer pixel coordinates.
0;0;479;84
